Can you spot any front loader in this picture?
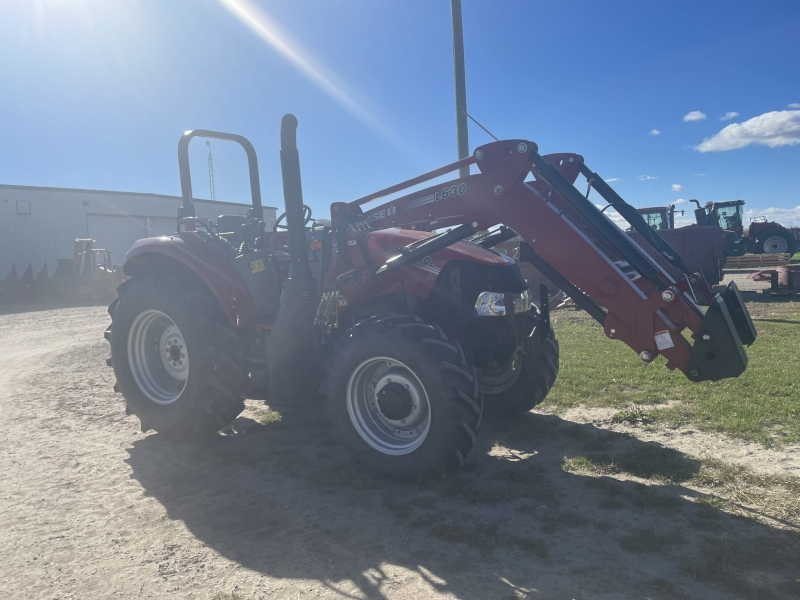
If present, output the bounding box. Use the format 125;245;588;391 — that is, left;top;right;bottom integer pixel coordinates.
106;116;755;478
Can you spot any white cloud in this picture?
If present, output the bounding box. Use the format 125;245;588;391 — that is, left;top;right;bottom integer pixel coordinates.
692;173;706;177
695;110;800;152
597;205;628;230
639;175;658;181
649;129;661;136
674;198;687;204
671;184;684;192
744;205;800;227
683;111;707;122
604;178;620;183
788;103;800;109
720;111;739;121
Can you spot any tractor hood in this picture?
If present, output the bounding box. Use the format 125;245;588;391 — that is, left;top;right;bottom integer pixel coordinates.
365;228;514;271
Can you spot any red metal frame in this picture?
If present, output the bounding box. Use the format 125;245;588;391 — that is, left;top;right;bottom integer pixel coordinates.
123;233;257;328
333;139;712;373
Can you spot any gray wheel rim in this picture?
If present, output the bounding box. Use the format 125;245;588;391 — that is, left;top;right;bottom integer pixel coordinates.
479;355;522;395
346;357;431;456
127;309;188;405
763;235;788;254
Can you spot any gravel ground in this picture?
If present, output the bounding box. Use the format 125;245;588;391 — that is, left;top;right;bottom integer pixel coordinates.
1;306;799;600
719;269;770;293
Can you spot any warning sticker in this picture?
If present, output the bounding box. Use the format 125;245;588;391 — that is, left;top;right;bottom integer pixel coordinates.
654;330;674;351
250;259;266;274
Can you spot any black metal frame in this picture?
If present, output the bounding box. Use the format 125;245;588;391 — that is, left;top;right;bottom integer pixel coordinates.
529;151;668;290
578;164;695;278
176;129;263;221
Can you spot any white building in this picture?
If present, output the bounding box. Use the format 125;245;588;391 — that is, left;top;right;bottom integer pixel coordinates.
0;184;277;278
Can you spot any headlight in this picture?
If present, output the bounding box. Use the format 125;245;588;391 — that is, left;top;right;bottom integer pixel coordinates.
474;290;531;316
474;292;505;316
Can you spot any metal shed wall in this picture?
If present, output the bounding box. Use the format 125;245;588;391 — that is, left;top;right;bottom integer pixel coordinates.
0;184;277;277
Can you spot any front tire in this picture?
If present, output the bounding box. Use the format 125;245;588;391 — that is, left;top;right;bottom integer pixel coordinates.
480;326;559;417
107;272;245;437
321;315;482;478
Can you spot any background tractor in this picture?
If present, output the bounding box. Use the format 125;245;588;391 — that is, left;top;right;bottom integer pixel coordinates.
106;115;755;478
692;199;797;256
632;204;729;286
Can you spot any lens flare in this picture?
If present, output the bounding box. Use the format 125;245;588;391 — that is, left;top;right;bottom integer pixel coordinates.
218;0;399;144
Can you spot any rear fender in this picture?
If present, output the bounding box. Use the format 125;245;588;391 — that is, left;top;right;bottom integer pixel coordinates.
123;234;257;328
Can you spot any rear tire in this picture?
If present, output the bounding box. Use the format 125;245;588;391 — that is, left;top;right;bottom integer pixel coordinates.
107;272;245;438
755;230;797;255
321;315;482;478
480;327;559;417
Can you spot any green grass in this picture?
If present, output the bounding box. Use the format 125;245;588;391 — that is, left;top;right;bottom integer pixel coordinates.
544;304;800;446
612;407;653;425
253;409;282;425
562;445;700;483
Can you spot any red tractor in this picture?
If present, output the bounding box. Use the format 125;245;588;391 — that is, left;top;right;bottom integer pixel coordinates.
632;204;729;287
106;115;755;478
693;199;797;256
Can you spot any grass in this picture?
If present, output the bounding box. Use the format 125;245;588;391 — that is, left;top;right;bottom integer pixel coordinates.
565;448;800;526
691;458;800;524
545;303;800;446
253;409;282;425
612;407;654;424
561;445;700;482
685;533;800;600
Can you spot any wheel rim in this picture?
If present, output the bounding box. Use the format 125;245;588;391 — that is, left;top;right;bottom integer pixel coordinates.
346;357;431;456
479;355;522;395
127;309;188;405
763;235;788;254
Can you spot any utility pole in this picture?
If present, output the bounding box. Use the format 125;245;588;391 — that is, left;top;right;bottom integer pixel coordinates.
451;0;470;178
206;140;216;201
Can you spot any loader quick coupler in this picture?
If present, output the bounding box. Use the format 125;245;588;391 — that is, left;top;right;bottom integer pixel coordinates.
721;281;757;346
685;287;750;382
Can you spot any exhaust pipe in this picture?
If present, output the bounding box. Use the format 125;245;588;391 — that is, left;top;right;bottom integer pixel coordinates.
279;114;312;279
265;114;320;406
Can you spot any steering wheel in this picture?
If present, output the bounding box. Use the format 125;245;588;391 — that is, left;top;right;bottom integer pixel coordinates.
273;205;313;232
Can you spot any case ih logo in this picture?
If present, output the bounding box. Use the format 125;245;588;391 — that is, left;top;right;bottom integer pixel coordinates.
365;205;397;223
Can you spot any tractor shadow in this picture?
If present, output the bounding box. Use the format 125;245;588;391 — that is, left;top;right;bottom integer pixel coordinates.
126;409;800;600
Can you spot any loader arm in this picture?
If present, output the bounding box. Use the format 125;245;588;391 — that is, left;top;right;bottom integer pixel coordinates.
330;139;755;383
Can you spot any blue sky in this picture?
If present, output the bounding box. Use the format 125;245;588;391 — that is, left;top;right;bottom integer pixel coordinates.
1;0;799;224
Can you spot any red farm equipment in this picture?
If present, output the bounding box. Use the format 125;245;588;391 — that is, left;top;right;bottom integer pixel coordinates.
693;200;797;256
632;205;729;287
105;115;756;478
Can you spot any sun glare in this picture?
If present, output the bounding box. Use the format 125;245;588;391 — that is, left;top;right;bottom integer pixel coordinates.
217;0;404;148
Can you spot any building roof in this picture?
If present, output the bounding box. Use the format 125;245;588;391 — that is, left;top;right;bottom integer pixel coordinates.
0;183;278;210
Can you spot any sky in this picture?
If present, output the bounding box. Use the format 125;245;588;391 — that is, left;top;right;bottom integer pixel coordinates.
1;0;799;226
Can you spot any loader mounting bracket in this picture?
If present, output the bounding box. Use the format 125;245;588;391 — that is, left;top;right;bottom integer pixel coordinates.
685;291;749;382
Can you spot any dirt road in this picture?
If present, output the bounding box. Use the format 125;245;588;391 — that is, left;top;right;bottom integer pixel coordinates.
1;307;798;599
